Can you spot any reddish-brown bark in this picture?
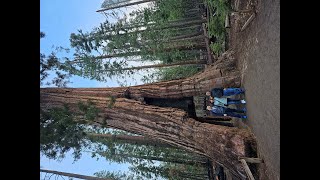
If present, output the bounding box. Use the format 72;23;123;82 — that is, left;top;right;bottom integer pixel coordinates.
40;51;255;178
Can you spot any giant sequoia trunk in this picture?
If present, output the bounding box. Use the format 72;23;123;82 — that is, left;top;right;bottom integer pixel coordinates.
40;51;255;178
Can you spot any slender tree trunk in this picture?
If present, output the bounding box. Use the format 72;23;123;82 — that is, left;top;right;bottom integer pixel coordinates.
158;19;207;30
168;35;205;43
131;32;204;45
164;17;203;24
86;23;201;46
72;42;206;63
40;51;255;178
112;39;206;52
101;0;132;9
124;58;142;62
161;24;201;34
40;169;111;180
101;152;208;165
168;31;203;41
97;0;155;12
114;18;206;32
88;133;173;148
118;60;206;71
130;22;201;35
105;21;202;38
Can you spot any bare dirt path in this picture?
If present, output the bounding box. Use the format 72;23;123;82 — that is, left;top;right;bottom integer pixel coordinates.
228;0;280;179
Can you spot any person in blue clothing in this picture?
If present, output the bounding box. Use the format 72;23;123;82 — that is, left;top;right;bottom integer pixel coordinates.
209;96;246;108
206;105;247;119
205;87;245;98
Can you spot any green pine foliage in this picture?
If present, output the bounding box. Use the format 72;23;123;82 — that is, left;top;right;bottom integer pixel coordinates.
40;32;72;87
87;130;209;179
40;105;88;161
94;170;142;180
42;0;229;83
205;0;231;55
66;0;206;82
142;65;202;83
77;101;100;121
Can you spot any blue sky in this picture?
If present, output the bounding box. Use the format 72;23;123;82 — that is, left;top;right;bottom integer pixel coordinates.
40;0;132;177
40;0;112;88
40;0;153;88
40;151;130;178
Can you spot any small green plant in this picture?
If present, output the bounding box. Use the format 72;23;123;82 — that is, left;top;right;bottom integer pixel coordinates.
77;101;100;121
108;96;116;108
40;105;88;161
210;42;224;55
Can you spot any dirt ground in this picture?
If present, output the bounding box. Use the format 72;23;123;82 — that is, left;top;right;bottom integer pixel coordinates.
227;0;280;179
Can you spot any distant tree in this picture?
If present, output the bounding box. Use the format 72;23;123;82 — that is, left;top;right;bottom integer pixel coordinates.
94;170;141;180
40;31;71;87
40;106;88;160
40;169;112;180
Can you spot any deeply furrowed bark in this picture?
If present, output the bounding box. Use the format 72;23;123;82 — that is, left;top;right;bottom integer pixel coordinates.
40;51;255;178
